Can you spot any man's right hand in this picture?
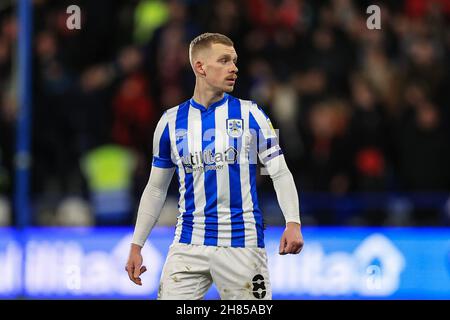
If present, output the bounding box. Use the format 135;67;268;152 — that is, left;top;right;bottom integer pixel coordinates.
125;243;147;286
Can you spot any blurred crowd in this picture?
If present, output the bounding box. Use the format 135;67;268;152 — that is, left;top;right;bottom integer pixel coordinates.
0;0;449;227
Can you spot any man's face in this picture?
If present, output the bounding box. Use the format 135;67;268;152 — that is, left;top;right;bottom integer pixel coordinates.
202;43;238;93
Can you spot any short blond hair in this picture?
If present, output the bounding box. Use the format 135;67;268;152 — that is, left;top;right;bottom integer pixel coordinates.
189;33;234;67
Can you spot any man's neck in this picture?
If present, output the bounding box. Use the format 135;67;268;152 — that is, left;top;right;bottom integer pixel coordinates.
192;84;225;109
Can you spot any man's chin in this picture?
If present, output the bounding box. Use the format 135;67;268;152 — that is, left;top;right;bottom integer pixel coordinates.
223;86;234;93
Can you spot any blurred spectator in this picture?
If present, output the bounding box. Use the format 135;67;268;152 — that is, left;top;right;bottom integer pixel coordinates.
361;47;400;114
0;145;10;195
0;195;11;226
393;101;450;192
348;74;388;192
55;196;93;226
270;81;304;166
392;100;450;225
111;72;156;155
0;9;16;202
143;0;199;107
133;0;169;44
301;99;352;195
80;144;137;225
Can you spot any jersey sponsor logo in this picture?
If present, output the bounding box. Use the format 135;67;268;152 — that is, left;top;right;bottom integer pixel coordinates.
227;119;243;138
180;147;239;173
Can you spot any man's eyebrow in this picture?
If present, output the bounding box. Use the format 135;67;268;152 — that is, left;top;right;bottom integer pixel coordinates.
217;54;238;60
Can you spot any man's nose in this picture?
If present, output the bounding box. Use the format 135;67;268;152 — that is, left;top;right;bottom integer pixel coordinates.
230;63;238;73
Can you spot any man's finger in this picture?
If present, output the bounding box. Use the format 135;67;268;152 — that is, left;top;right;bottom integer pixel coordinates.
294;242;302;252
132;266;147;286
289;241;304;254
284;242;294;254
133;263;142;278
140;265;147;275
279;235;287;254
126;264;135;282
290;243;301;254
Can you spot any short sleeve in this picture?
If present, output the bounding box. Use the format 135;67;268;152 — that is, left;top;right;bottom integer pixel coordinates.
152;112;175;168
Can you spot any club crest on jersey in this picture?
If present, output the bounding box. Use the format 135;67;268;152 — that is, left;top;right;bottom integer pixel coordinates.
226;119;243;138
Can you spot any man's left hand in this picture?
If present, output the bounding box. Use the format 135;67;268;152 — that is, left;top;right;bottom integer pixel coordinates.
279;222;304;255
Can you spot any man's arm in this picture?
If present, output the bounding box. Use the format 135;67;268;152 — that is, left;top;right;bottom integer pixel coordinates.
266;156;304;255
131;166;175;246
126;166;175;285
250;102;303;255
126;110;176;285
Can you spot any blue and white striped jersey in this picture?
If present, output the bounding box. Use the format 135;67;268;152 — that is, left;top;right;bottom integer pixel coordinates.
152;93;283;248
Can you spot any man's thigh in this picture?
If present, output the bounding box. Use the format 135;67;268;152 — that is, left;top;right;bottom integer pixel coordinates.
210;247;272;300
158;243;213;300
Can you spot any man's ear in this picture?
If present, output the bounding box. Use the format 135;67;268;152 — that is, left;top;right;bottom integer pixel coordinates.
194;60;206;77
